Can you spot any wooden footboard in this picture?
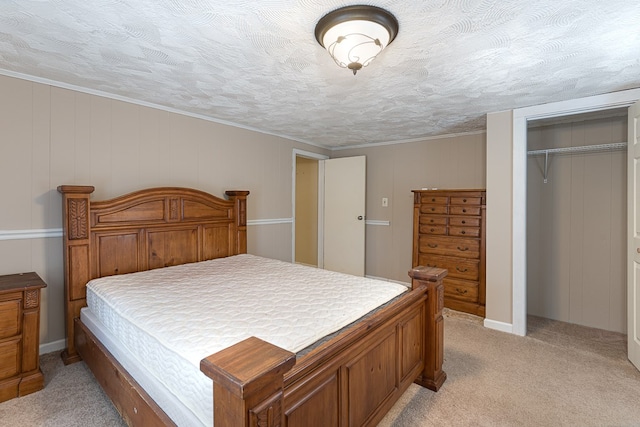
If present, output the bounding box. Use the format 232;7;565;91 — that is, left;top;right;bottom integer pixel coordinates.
71;266;446;427
201;267;447;427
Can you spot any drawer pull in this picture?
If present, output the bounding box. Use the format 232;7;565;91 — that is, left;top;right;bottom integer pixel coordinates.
430;228;435;232
461;230;466;234
455;288;468;295
462;208;467;213
463;199;467;202
456;266;468;273
457;246;469;251
430;219;434;223
427;243;438;248
461;220;466;224
431;198;436;202
431;207;435;211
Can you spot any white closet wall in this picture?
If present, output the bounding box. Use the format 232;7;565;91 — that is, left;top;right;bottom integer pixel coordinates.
526;114;627;333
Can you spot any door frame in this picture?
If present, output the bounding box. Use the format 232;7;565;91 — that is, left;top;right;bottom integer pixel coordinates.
510;88;640;336
292;149;329;266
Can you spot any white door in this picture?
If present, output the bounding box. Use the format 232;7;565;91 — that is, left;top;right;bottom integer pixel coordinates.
628;99;640;371
323;156;366;276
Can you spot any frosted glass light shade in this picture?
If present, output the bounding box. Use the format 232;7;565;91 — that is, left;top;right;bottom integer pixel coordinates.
315;6;399;75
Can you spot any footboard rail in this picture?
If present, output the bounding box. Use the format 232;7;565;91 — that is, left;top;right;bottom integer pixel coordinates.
201;267;447;427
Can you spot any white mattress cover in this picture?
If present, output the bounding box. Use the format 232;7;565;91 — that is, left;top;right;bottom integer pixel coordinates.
83;254;408;427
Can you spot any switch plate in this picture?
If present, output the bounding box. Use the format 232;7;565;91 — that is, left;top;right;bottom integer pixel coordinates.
382;197;388;207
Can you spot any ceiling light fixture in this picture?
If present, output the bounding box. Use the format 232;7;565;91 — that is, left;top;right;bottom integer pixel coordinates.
315;5;399;75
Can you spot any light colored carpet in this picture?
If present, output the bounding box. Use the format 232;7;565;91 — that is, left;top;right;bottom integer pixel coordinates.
378;311;640;426
1;311;639;426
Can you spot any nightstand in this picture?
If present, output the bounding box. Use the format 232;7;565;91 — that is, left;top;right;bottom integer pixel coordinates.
0;272;46;402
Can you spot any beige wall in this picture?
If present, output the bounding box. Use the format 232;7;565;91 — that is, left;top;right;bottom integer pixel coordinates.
0;74;329;349
332;133;486;283
527;116;627;333
485;110;514;327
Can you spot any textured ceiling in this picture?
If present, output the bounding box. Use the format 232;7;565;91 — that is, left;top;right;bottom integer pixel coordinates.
0;1;639;149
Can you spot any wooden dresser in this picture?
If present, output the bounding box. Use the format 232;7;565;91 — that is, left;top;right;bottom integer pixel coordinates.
0;272;46;402
412;189;486;317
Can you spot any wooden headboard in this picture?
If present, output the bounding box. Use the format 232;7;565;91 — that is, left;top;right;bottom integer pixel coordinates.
57;185;249;364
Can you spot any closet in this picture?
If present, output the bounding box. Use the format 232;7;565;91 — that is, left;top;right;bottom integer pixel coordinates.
526;110;627;333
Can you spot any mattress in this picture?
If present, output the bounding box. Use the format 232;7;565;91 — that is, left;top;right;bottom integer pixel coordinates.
82;254;408;427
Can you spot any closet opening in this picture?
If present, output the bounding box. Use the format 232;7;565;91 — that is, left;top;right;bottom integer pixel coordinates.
525;109;628;336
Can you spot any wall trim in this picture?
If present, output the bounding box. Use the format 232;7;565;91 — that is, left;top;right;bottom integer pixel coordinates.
483;318;513;334
0;228;63;241
331;130;487;151
247;218;293;226
1;221;292;241
40;338;66;356
365;220;390;226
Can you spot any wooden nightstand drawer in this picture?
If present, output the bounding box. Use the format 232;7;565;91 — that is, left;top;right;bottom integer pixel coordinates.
0;299;20;340
0;338;20;380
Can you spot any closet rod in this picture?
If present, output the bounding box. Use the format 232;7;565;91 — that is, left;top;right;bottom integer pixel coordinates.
527;142;627;156
527;142;627;184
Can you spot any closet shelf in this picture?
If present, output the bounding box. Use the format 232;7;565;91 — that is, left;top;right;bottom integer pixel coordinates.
527;142;627;156
527;142;627;183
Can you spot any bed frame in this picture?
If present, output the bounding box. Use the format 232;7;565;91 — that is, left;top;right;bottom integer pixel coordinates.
58;185;446;427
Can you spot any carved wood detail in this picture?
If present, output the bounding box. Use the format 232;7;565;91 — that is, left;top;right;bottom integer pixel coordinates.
24;289;39;309
69;199;88;240
251;392;283;427
169;198;179;220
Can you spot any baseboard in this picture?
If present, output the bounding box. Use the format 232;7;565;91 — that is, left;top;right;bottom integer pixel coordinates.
483;318;513;334
40;339;66;356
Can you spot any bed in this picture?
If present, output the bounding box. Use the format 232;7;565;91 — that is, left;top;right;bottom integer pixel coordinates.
57;185;447;427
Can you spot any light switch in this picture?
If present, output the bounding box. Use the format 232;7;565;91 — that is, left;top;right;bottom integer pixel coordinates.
382;197;388;207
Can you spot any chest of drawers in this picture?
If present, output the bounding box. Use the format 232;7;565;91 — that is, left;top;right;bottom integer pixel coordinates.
0;272;46;402
412;190;486;316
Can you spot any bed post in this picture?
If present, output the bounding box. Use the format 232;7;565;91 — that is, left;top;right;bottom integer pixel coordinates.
408;266;448;391
57;185;95;364
225;190;250;254
201;336;295;427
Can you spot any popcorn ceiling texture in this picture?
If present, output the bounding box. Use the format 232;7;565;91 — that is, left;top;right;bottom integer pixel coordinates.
0;0;638;148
